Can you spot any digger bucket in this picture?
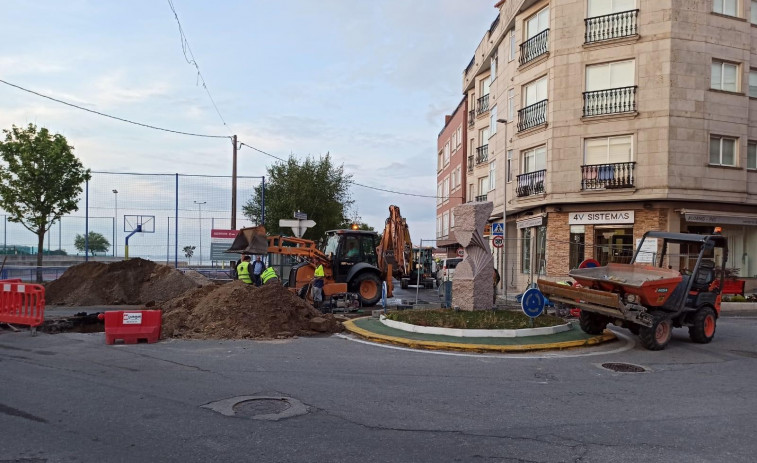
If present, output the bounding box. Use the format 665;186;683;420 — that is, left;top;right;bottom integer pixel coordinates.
226;226;269;254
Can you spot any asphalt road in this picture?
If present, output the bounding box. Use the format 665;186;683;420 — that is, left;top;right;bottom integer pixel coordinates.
1;315;756;462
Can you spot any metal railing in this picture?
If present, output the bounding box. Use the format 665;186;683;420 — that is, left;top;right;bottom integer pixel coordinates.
476;94;490;116
585;10;639;44
476;145;489;164
583;86;637;117
519;29;549;66
581;162;636;190
468;110;476;127
475;194;488;202
516;169;546;197
468;156;474;173
517;99;548;132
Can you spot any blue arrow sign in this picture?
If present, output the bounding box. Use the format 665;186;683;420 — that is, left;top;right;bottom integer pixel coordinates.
491;223;504;236
521;288;545;318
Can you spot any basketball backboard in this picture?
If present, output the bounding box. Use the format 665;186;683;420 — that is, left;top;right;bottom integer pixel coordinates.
124;215;155;233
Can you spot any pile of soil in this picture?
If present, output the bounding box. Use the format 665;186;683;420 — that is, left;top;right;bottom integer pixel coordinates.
45;258;211;306
161;280;343;339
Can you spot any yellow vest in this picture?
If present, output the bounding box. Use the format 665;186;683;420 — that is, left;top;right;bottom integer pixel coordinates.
261;266;278;283
314;265;325;277
237;261;252;284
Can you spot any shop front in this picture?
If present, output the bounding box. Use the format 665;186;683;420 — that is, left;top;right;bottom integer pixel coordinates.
568;210;636;266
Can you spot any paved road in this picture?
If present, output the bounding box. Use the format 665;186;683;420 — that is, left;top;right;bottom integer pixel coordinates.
1;315;756;462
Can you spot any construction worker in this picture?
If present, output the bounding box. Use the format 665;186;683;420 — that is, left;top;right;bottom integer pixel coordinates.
260;265;279;285
312;265;325;308
250;255;266;287
236;255;253;284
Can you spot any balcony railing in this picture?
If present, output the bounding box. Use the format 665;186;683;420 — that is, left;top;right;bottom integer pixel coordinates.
517;99;547;132
581;162;636;190
585;10;639;44
468;155;474;173
476;145;489;164
516;169;546;197
519;29;549;66
475;194;488;202
476;94;490;116
583;86;637;117
468;110;476;127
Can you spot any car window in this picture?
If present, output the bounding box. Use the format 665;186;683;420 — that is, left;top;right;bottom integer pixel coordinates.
447;258;462;269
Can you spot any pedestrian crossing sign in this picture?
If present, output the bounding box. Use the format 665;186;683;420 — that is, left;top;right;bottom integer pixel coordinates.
491;222;504;236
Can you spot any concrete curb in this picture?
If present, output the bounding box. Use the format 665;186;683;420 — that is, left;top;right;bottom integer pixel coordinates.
342;318;616;353
379;315;572;338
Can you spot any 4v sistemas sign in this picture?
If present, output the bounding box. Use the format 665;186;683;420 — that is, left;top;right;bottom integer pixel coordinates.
568;210;634;225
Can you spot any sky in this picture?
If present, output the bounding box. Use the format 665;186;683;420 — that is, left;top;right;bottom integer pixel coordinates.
0;0;498;249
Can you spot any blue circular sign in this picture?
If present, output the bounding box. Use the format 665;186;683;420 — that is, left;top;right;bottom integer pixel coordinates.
521;288;545;318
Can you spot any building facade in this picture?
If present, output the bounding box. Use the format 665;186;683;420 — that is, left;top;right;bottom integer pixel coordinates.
436;97;468;257
456;0;757;292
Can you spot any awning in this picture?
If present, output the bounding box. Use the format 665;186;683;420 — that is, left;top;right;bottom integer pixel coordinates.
680;209;757;226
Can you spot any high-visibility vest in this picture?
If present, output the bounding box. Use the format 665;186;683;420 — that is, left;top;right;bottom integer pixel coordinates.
261;266;278;284
314;265;325;277
237;261;252;284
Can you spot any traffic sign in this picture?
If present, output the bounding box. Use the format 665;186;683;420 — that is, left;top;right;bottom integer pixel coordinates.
491;222;504;236
483;223;491;236
456;248;464;257
578;259;600;269
521;288;545;318
294;211;307;220
492;236;504;248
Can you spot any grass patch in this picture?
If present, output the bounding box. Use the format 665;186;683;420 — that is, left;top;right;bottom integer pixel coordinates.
385;309;566;330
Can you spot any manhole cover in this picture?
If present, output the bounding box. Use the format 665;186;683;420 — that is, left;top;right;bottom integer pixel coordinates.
201;396;308;421
601;362;647;373
233;399;290;417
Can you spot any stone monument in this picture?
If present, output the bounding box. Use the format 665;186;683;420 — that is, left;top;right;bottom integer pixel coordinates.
451;202;494;311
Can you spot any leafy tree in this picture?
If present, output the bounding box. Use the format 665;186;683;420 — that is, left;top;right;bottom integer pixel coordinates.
74;232;110;256
183;245;195;265
0;124;90;281
243;154;353;240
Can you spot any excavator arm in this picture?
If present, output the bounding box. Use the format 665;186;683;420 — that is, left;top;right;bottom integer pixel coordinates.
376;205;413;297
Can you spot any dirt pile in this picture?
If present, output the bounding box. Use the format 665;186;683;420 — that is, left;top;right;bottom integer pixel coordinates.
45;258;212;306
161;280;343;339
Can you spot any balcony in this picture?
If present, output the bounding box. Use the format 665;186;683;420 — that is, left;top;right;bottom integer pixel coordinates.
476;94;490;116
475;194;488;202
516;169;546;197
581;162;636;190
585;10;639;44
475;145;489;164
583;86;637;117
517;99;547;132
519;29;549;66
468;110;476;128
468;155;474;173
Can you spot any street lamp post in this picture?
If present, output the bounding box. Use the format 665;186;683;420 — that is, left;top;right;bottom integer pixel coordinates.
496;118;508;303
194;200;206;267
112;189;118;257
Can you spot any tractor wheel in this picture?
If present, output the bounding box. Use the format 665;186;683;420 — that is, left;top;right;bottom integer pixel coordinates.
578;311;608;335
639;311;673;351
351;272;382;306
688;307;717;344
627;324;640;336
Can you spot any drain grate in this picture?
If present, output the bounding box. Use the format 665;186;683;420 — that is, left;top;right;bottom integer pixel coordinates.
601;362;647;373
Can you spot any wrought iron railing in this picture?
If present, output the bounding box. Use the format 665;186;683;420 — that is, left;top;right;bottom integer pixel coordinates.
476;94;490;116
519;29;549;66
585;10;639;44
468;110;476;127
517;99;547;132
516;169;546;197
475;194;488;202
581;162;635;190
583;86;637;117
468;156;474;173
476;145;489;164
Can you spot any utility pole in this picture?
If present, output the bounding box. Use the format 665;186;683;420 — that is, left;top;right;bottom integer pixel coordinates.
232;135;237;230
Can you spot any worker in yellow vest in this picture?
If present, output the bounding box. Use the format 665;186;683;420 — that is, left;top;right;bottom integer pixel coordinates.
261;266;279;285
236;255;252;284
312;265;325;308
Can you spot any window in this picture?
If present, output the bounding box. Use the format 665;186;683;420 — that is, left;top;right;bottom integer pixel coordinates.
443;176;450;202
750;70;757;97
752;0;757;23
481;78;490;97
713;0;738;16
523;146;547;173
477;176;488;196
711;61;739;92
456;166;462;188
443;212;450;237
437;182;443;205
490;55;497;83
506;150;513;182
360;236;378;266
490;106;497;136
468;183;473;201
456;126;462;148
586;60;634;91
489;161;496;191
450;169;457;191
450;211;455;230
521;228;531;274
509;29;516;61
341;236;361;261
588;0;636;17
451;132;457;151
479;127;490;144
584;135;633;164
436;215;442;238
526;7;549;39
524;76;548;107
709;136;737;166
444;142;451;165
748;141;756;169
508;89;515;120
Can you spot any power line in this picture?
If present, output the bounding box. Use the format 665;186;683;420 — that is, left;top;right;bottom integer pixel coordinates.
0;78;230;139
166;0;231;135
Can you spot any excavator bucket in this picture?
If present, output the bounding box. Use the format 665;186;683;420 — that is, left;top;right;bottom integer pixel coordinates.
226;226;269;255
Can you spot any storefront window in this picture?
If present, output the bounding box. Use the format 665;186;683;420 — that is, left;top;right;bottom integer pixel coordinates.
594;227;634;265
521;228;531;274
536;225;547;275
569;226;586;269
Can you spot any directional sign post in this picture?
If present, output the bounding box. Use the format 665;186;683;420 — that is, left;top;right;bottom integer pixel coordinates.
521;287;545;327
279;219;317;238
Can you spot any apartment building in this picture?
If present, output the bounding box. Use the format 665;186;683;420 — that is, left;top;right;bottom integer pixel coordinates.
436;97;468;257
458;0;757;292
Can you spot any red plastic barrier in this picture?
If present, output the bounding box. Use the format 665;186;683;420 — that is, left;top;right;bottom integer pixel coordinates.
99;310;162;345
0;282;45;327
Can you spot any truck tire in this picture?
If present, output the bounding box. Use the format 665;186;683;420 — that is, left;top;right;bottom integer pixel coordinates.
639;311;672;351
351;272;382;306
688;307;716;344
579;311;608;335
400;278;409;289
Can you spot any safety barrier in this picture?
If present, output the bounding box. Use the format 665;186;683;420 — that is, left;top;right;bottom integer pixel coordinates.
99;310;162;344
0;282;45;333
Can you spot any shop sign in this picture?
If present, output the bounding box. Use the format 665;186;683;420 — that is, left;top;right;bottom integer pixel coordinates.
568;210;634;225
684;213;757;226
516;216;544;229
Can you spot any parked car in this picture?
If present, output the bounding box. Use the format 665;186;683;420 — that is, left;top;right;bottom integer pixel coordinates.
436;257;462;286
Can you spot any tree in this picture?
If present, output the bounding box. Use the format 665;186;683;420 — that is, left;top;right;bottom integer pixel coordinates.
183;245;195;265
0;124;90;281
242;154;353;240
74;232;110;256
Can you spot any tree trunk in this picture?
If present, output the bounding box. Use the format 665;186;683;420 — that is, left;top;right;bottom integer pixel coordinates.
36;230;44;283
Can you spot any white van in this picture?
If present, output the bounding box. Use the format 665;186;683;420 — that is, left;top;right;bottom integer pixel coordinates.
436;257;462;286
